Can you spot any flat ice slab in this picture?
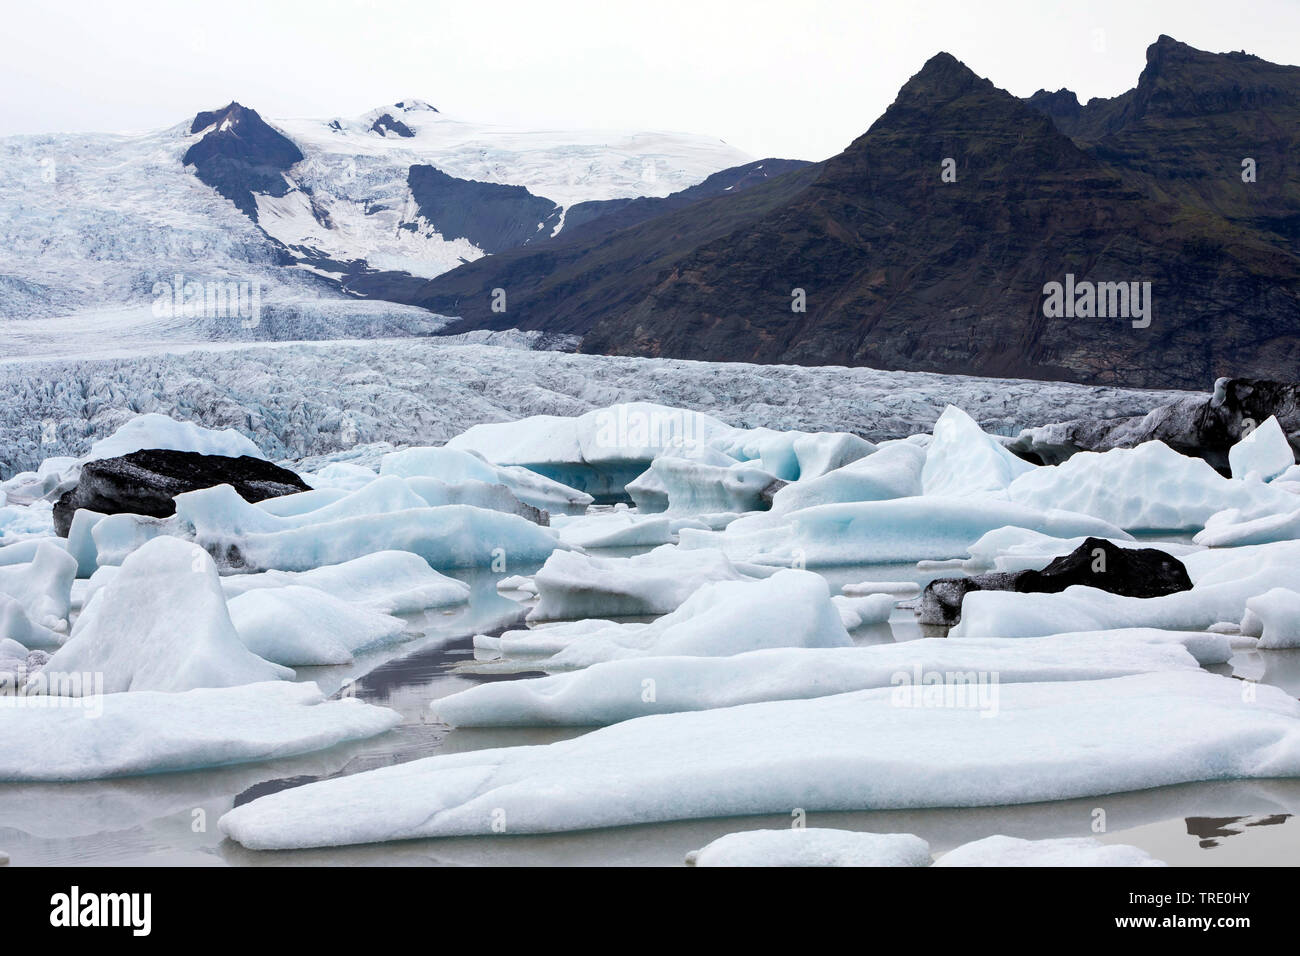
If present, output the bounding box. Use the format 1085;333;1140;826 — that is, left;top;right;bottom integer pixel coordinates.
220;671;1300;848
933;835;1164;867
434;630;1212;726
0;682;398;781
687;828;933;867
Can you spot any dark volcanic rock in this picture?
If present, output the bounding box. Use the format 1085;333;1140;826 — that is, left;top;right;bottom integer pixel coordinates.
406;165;562;254
918;538;1192;625
183;102;304;220
54;450;310;537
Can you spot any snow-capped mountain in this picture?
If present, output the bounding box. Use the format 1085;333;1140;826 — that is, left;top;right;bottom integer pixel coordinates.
0;100;751;344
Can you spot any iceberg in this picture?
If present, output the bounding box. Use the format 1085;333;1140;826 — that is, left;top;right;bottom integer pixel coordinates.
485;569;851;667
933;835;1163;867
1194;505;1300;547
0;682;398;782
550;510;708;549
86;413;266;462
446;402;736;502
678;498;1128;566
832;593;896;628
0;594;62;650
177;489;567;573
1228;416;1295;482
218;550;470;614
228;586;409;666
434;631;1210;727
42;537;291;693
951;555;1300;639
629;455;782;514
220;671;1300;848
921;406;1034;497
0;541;76;632
1244;588;1300;649
379;446;593;515
1008;441;1297;532
527;546;775;621
687;829;933;867
768;441;925;515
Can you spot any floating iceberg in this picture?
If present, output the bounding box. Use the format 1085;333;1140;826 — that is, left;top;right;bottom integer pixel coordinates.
1228;416;1295;482
219;550;470;614
176;483;567;572
1007;441;1297;532
629;455;782;514
220;671;1300;848
550;510;708;549
0;594;61;650
0;682;398;782
963;527;1199;574
832;593;896;628
485;569;851;667
933;835;1163;867
921;406;1034;497
686;829;933;867
42;537;291;693
0;541;76;632
1194;505;1300;547
446;402;736;502
679;498;1128;566
1244;588;1300;649
951;554;1300;639
85;413;266;462
434;631;1210;727
527;546;775;621
228;586;408;666
768;441;925;515
378;446;591;516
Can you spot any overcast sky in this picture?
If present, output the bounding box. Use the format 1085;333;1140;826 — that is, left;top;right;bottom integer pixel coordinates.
4;0;1298;161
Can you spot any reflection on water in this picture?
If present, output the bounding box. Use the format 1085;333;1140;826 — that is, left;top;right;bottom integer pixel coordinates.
2;557;1298;866
1184;812;1292;848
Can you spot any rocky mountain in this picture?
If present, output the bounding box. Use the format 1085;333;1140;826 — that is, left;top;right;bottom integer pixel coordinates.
0;98;751;348
415;37;1300;390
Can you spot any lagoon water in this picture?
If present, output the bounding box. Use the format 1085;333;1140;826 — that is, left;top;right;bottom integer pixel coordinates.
2;558;1297;867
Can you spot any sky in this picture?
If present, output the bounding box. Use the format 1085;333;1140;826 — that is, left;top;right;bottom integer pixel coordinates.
3;0;1298;161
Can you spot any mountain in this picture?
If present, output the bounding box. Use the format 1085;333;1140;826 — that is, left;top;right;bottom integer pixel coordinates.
0;99;751;349
415;37;1300;390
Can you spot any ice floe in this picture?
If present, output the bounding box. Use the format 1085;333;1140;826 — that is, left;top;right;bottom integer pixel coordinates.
434;631;1212;726
378;446;592;516
218;550;470;614
921;406;1035;497
687;829;933;867
0;682;398;782
933;835;1164;867
42;537;291;693
481;569;851;667
0;540;76;632
1007;441;1297;532
228;586;409;666
1229;416;1295;482
220;671;1300;848
678;498;1128;566
86;413;266;463
526;547;776;621
1244;588;1300;649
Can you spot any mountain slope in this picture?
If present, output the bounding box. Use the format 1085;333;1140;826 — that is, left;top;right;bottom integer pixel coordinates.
416;39;1300;390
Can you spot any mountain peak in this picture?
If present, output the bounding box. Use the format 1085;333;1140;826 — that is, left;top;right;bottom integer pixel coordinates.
392;99;438;113
902;51;992;100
